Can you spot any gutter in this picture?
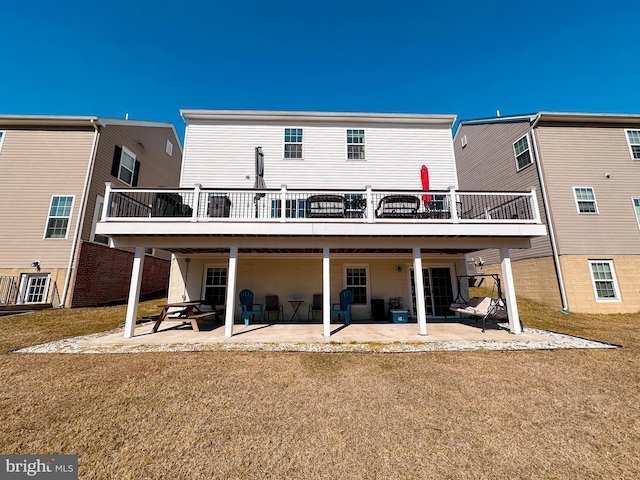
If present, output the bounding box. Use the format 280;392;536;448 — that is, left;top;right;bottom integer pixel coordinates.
59;119;101;307
529;115;569;311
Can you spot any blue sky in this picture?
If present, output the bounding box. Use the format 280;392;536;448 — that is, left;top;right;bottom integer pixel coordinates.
2;1;639;140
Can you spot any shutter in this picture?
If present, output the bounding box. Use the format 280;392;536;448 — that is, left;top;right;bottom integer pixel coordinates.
111;145;122;178
132;160;140;186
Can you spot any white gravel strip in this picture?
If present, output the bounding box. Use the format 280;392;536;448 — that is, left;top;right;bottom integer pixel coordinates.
13;325;617;354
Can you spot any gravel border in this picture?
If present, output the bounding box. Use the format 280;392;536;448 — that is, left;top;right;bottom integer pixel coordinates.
13;324;618;354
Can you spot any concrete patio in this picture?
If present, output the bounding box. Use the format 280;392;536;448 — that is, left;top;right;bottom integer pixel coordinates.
14;317;617;354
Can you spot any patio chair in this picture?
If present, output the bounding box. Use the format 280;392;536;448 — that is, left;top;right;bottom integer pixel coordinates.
239;289;264;326
265;295;284;322
308;293;322;321
331;289;354;325
375;195;420;218
306;194;347;218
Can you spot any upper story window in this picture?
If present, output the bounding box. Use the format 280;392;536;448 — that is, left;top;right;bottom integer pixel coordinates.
347;129;365;159
284;128;303;158
573;187;598;214
44;195;74;239
513;134;533;171
110;145;140;186
166;140;174;156
625;130;640;160
0;131;5;153
633;198;640;231
588;260;620;301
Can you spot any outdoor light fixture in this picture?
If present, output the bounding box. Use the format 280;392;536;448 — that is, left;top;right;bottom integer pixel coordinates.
31;261;41;271
397;265;402;273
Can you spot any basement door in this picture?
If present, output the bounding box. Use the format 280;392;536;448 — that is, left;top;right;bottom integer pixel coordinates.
409;267;454;317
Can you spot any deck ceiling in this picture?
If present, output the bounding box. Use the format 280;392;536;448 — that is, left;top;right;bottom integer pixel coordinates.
164;247;475;255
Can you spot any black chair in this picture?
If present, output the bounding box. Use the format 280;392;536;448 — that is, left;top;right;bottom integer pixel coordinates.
152;193;193;217
208;195;232;217
307;293;322;321
265;295;284;322
375;195;420;218
306;195;346;218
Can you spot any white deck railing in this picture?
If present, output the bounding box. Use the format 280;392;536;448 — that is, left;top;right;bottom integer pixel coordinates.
101;183;542;224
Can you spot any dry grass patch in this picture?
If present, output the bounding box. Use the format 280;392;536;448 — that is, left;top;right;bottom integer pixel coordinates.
1;297;640;478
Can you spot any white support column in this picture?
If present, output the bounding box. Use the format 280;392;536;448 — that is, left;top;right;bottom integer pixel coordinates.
124;247;145;338
224;247;238;338
413;247;427;335
500;247;522;335
280;184;287;223
101;182;112;221
191;184;201;222
449;187;459;223
322;247;331;337
365;185;374;223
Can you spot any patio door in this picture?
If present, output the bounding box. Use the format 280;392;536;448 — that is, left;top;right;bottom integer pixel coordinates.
18;273;51;304
409;267;454;317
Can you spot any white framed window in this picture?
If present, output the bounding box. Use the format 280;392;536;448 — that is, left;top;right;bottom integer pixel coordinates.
632;197;640;231
344;265;370;306
202;265;228;307
284;128;303;159
144;248;155;256
90;195;109;245
513;134;533;171
118;146;137;185
588;260;620;301
44;195;74;239
166;140;174;156
625;129;640;160
18;273;51;304
573;187;598;214
0;131;5;153
271;199;306;218
346;129;365;159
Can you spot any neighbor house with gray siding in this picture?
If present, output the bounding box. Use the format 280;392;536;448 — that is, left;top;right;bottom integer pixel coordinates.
454;112;640;314
95;109;546;339
0;115;181;308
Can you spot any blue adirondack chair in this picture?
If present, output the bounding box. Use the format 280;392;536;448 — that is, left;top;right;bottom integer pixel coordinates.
331;289;354;325
239;289;264;326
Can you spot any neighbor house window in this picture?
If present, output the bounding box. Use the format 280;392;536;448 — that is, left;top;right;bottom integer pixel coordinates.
345;266;369;305
346;129;365;159
110;145;140;186
166;140;173;156
573;187;598;214
633;197;640;231
625;130;640;160
44;195;74;239
90;195;109;245
589;260;620;301
284;128;303;158
203;266;227;306
0;131;5;153
513;134;532;171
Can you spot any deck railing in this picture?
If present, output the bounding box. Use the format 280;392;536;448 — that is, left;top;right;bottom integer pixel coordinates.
101;183;542;224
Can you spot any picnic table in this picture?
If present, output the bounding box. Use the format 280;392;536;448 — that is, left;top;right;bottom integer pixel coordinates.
151;300;223;333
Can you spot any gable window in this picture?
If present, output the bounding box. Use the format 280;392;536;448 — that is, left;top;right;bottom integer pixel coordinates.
284;128;303;158
0;131;5;153
44;195;74;239
589;260;620;301
345;266;369;305
347;129;365;159
625;130;640;160
513;134;532;171
573;187;598;214
203;266;227;306
110;145;140;186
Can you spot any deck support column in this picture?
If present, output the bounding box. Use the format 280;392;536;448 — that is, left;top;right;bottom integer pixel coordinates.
124;247;145;338
323;247;331;337
224;246;238;338
500;247;522;334
413;247;427;335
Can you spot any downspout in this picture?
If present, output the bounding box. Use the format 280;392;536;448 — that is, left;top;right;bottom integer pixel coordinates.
529;117;569;312
59;119;101;307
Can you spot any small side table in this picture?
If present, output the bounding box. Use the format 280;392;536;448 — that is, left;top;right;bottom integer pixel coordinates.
288;300;305;322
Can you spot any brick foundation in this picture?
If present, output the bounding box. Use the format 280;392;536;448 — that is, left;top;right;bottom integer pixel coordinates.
68;241;169;307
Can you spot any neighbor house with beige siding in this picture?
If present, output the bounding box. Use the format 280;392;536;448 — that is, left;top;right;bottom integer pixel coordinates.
0;115;181;308
95;110;546;339
454;112;640;314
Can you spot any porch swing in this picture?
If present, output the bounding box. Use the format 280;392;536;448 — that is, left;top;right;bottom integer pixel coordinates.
449;274;511;332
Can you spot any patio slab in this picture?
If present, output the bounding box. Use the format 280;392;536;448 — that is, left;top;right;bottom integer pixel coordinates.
14;319;617;354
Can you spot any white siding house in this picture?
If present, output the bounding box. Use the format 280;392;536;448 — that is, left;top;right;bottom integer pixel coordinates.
96;110;546;339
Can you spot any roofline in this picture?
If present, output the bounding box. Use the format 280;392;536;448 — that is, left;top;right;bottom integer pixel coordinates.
459;111;640;128
180;109;457;127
